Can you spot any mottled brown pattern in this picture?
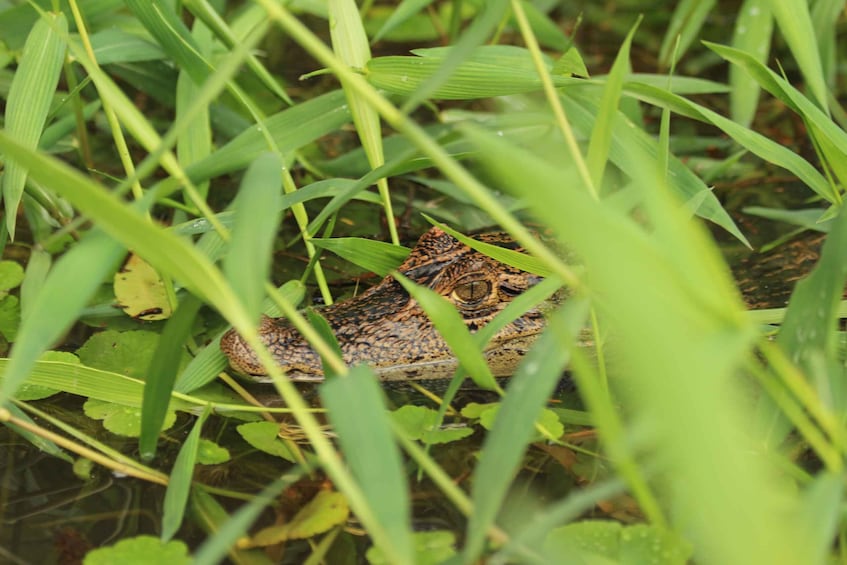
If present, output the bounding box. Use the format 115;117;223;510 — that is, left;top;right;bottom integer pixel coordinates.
732;234;826;310
220;227;547;382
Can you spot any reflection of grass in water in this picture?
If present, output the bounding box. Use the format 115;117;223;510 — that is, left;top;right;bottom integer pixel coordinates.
0;1;844;563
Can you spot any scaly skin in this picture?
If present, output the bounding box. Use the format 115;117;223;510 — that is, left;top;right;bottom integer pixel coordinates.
219;227;548;382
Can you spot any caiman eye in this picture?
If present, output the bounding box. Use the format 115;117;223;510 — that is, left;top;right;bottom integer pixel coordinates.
452;279;492;305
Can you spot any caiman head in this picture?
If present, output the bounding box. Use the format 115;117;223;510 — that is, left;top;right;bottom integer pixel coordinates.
220;226;549;382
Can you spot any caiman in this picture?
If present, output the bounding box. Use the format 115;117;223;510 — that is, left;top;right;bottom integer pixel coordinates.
219;226;826;382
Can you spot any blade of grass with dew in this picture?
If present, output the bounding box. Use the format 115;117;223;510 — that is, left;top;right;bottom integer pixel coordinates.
752;199;847;448
329;0;399;244
729;0;772;126
140;295;204;459
769;0;828;111
319;365;413;564
183;0;292;104
180;89;351;184
621;81;834;202
310;237;410;277
393;272;498;390
162;407;210;542
2;12;67;238
658;0;715;67
174;280;306;394
586;18;639;191
223;153;283;324
367;45;583;99
463;123;814;563
0;231;125;404
462;299;589;562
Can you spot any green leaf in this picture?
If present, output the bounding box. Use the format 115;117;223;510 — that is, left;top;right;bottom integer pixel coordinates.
89;28;166;64
251;490;349;545
2;12;67;237
77;330;160;380
181;89;350;184
223;152;283;322
543;521;691;565
311;237;410;277
659;0;716;66
83;535;191;565
0;295;20;342
769;0;828;110
462;300;588;562
197;438;231;465
124;0;212;85
0;261;25;295
366;530;457;565
83;398;176;437
587;18;639;190
729;0;772;126
162;409;209;542
320;365;413;564
390;405;474;445
236;421;298;462
140;296;203;459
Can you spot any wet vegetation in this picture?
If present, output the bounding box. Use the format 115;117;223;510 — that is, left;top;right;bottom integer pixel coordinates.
2;1;847;563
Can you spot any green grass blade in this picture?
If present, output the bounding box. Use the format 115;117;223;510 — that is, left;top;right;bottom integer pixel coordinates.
2;12;67;237
752;200;847;446
223;153;283;323
140;296;203;459
191;473;304;565
565;91;749;244
462;299;589;562
729;0;772;126
394;272;498;390
1;359;191;411
124;0;211;84
769;0;829;110
162;407;209;542
586;18;639;190
372;0;435;42
463;123;814;563
0;231;125;404
183;0;292;104
329;0;399;244
310;237;409;276
401;0;509;110
0;131;252;357
181;90;350;183
623;80;834;203
658;0;716;66
319;365;413;564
